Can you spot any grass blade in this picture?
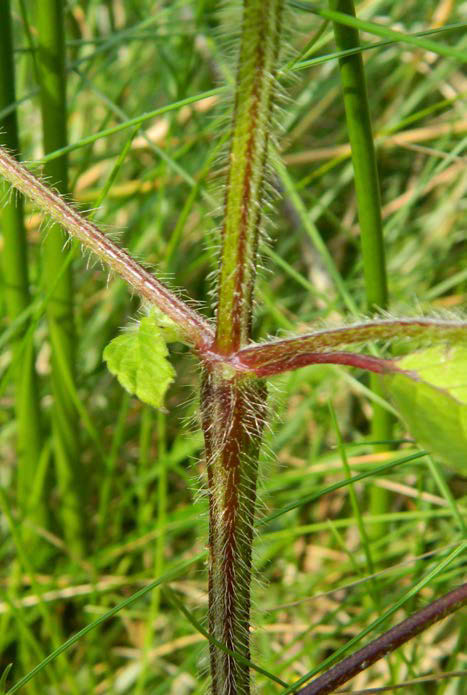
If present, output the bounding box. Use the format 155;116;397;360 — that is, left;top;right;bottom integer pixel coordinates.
0;1;44;524
290;2;467;62
5;553;205;695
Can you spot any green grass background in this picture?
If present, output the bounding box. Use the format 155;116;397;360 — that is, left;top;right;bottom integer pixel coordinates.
0;1;466;693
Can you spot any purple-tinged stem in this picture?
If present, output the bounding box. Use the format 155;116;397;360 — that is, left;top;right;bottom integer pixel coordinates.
201;368;267;695
241;351;397;378
295;583;467;695
0;146;213;350
237;318;466;371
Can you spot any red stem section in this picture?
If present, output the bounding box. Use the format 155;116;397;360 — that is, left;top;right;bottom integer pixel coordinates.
201;367;267;695
295;583;467;695
240;351;397;377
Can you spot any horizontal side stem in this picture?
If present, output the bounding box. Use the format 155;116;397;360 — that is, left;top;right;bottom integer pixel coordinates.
244;351;396;377
295;582;467;695
0;146;213;350
236;318;466;370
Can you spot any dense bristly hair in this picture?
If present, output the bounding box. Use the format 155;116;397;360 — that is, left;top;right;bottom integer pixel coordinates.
206;1;293;343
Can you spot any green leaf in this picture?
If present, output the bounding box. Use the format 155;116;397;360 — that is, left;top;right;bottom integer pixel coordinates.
103;315;175;409
150;306;186;344
385;345;467;472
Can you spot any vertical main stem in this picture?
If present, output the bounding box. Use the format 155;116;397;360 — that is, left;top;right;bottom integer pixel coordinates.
35;0;84;555
201;369;267;695
206;1;284;693
0;2;44;523
329;0;392;538
215;0;284;354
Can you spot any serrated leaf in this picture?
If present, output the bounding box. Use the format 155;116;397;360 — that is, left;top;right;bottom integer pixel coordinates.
103;315;175;409
385;345;467;472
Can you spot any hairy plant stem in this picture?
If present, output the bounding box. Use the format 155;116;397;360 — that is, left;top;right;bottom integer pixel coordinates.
0;6;464;692
203;2;284;692
215;0;284;355
201;370;267;695
235;318;467;375
0;147;213;350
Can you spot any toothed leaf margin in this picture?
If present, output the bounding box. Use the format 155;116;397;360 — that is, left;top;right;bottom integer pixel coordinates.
103;315;176;410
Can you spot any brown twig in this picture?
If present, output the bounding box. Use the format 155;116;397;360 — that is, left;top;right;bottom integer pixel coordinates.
294;583;467;695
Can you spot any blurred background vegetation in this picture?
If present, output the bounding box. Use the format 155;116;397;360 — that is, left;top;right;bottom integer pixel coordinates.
0;1;466;693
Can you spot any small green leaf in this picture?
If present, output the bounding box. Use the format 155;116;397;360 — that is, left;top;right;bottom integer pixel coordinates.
385;345;467;472
103;315;175;409
150;307;186;344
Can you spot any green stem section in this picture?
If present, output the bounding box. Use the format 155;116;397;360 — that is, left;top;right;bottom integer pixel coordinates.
216;0;284;353
329;0;387;309
201;368;267;695
329;0;391;534
0;1;43;519
35;0;83;555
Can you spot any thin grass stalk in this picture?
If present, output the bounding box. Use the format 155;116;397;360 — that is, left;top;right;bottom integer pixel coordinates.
0;1;43;520
202;2;284;693
35;0;83;555
329;0;391;537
